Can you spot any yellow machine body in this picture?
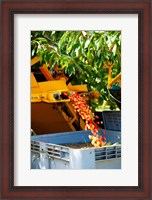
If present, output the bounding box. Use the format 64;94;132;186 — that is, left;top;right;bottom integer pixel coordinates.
31;57;88;134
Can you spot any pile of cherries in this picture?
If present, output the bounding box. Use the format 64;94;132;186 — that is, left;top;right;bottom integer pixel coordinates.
67;91;106;147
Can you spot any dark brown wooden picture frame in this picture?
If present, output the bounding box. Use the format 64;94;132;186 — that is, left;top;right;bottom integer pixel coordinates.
1;0;151;199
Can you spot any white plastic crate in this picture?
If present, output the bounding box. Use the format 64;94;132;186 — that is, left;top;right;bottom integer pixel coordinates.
31;130;121;169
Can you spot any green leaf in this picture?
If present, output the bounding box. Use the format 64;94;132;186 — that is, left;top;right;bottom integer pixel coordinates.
95;38;101;50
84;39;90;48
66;40;75;53
59;32;69;49
112;44;117;56
95;77;101;83
62;62;68;68
75;47;82;57
44;52;51;66
67;65;76;76
87;50;91;60
50;59;56;69
31;48;35;57
35;37;48;43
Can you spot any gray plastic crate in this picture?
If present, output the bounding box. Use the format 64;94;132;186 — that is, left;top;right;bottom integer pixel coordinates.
31;130;121;169
102;111;121;131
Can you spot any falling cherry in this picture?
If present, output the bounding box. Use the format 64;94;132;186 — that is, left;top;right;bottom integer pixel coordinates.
67;91;106;147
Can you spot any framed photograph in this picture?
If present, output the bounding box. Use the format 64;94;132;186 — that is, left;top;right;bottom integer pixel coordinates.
1;0;151;199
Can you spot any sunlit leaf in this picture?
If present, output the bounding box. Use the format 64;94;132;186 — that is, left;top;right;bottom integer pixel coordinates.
84;39;90;48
